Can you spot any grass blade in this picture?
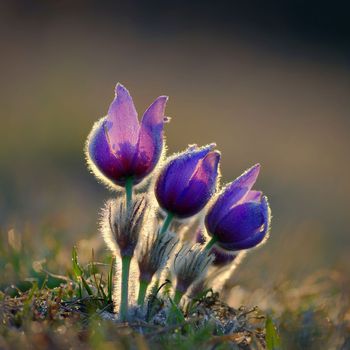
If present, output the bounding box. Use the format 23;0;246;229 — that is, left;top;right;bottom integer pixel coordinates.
265;315;281;350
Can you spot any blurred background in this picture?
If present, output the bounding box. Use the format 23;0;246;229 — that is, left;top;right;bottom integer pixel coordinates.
0;1;349;299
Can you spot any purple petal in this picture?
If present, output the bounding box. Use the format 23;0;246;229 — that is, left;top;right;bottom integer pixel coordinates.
243;190;262;203
105;84;140;166
88;119;128;186
155;144;215;215
260;195;271;237
219;230;266;250
212;201;265;244
131;96;168;182
206;164;260;233
172;151;220;217
217;197;271;251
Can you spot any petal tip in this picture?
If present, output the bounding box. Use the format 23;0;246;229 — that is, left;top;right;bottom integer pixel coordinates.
251;163;261;172
114;83;130;97
158;95;169;102
203;151;221;169
207;150;221;164
152;95;169;105
243;163;261;183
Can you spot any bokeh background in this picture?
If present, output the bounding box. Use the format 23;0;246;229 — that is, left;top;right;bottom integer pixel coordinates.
1;1;349;302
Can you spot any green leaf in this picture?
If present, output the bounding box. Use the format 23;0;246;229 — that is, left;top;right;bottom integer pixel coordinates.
81;276;93;296
107;256;114;303
167;299;185;325
22;281;38;315
72;246;83;279
98;276;108;302
265;315;281;350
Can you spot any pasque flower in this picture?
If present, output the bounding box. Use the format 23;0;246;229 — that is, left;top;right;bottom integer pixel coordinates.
87;83;168;188
205;164;271;251
85;83;273;319
155;144;220;220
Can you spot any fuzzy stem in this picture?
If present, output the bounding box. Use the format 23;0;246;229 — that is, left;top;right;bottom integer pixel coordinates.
173;289;184;305
204;237;218;251
120;255;132;321
125;177;133;212
137;280;149;306
160;212;174;235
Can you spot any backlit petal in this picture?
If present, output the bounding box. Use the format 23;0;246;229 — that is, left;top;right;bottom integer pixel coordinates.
87;119;128;186
172;151;220;217
132;96;168;181
155;145;215;215
211;201;265;243
206;164;260;232
243;190;262;203
105;84;140;164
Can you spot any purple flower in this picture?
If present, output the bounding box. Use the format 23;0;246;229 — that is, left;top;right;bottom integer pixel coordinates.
86;83;168;187
205;164;271;251
155;145;220;218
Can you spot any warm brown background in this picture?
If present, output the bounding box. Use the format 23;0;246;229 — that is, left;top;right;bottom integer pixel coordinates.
1;1;349;293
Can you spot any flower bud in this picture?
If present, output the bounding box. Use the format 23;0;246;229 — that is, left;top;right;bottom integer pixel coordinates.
138;231;178;284
102;194;147;257
173;244;214;296
205;164;271;252
155;144;220;218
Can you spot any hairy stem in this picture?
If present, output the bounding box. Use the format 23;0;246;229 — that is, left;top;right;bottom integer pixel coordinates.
160;212;174;235
204;237;218;251
120;255;132;321
137;280;149;306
